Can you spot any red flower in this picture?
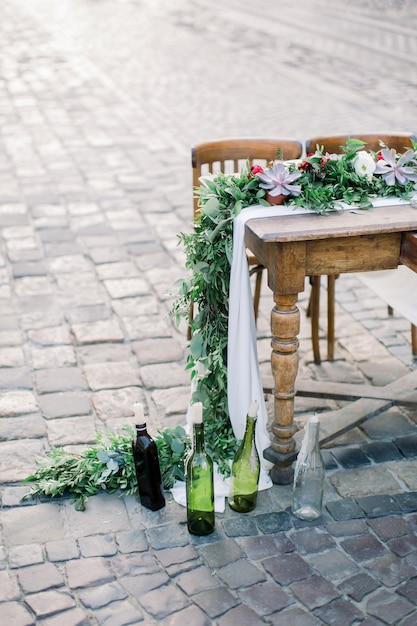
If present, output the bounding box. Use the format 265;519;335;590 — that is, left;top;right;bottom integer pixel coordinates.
298;161;312;172
248;164;264;179
376;151;385;161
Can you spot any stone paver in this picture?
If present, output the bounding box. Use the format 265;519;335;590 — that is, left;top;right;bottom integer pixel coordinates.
1;0;417;623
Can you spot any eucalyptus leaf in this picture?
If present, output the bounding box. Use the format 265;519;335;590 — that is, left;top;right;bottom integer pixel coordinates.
170;439;185;454
189;331;204;359
201;196;220;219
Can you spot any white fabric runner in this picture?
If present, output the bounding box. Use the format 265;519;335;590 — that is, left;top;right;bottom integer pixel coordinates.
359;266;417;327
227;203;312;489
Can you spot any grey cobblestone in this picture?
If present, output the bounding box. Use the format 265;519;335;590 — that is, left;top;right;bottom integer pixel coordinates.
366;589;415;624
119;571;170;598
38;391;91;419
313;597;365;625
192;587;239;620
38;607;90;626
18;562;64;594
77;582;128;610
0;415;46;442
8;544;44;568
338;572;379;603
114;530;148;554
217;559;266;589
307;549;360;583
216;604;267;626
45;539;80;563
138;585;190;620
93;600;144;626
47;415;97;446
0;602;34;626
111;552;160;578
290;575;340;611
66;557;115;590
175;565;221;595
0;570;20;602
25;590;76;619
78;535;118;558
161;605;212;626
34;367;88;394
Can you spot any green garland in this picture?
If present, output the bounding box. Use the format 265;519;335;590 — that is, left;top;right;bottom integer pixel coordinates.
170;169;270;473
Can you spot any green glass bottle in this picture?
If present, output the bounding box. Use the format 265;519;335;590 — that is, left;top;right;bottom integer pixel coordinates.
185;402;215;535
228;400;260;513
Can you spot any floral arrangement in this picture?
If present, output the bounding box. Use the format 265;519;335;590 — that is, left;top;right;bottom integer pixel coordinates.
255;138;417;214
170;138;417;473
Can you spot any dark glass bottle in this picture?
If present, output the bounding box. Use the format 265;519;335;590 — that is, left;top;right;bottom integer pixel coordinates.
185;402;214;535
228;400;260;513
132;403;165;512
292;414;324;521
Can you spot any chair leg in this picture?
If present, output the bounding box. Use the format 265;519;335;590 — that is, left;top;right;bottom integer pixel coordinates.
306;278;313;318
187;304;194;341
412;324;417;357
327;275;337;361
310;276;321;365
250;266;263;326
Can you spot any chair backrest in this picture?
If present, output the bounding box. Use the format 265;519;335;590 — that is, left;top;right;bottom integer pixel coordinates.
191;138;303;216
305;133;414;156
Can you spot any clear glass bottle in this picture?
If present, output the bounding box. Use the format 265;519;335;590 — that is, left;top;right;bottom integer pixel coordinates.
228;400;260;513
185;402;215;535
132;403;165;512
292;414;325;521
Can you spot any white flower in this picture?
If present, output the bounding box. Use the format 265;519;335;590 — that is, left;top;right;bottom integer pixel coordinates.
354;151;376;181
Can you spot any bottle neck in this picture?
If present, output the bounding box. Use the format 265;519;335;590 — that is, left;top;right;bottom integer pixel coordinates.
244;416;256;445
192;423;205;452
304;421;320;455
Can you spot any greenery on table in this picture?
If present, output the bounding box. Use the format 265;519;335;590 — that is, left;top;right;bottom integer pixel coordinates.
290;138;417;214
24;425;190;511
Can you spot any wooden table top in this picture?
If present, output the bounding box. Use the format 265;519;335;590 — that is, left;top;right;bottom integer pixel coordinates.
245;203;417;243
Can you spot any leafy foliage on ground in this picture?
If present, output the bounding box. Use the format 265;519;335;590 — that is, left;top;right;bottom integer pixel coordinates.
24;426;191;511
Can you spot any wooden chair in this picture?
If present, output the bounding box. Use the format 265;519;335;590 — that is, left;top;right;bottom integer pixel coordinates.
189;139;303;339
305;133;416;362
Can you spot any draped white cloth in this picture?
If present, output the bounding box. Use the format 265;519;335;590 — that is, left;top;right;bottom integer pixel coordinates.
359;266;417;327
227;203;312;489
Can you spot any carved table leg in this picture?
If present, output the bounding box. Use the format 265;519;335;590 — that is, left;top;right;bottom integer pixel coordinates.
263;293;300;484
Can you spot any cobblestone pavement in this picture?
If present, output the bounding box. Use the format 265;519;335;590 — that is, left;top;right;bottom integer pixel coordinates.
1;0;417;624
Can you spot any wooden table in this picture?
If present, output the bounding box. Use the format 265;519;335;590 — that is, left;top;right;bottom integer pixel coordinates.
245;204;417;485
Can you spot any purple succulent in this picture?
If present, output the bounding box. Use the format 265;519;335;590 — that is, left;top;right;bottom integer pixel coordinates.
374;149;417;186
256;162;302;197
